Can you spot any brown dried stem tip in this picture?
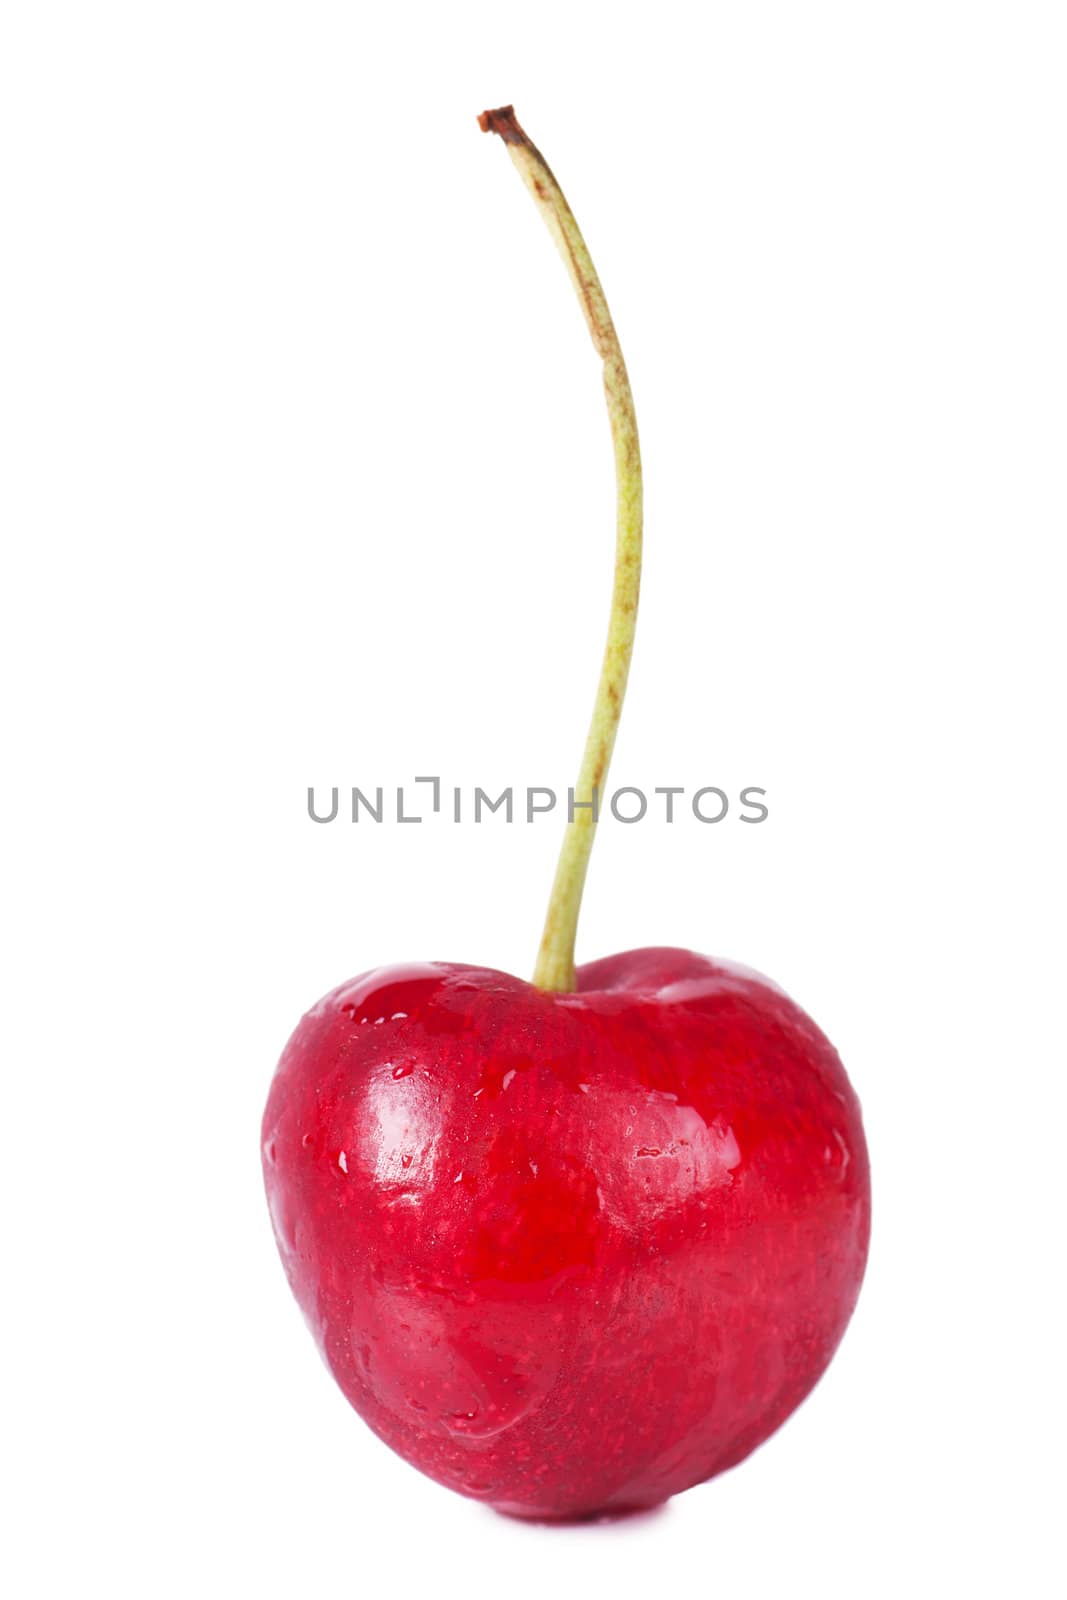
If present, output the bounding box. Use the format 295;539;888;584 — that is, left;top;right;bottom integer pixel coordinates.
477;105;526;143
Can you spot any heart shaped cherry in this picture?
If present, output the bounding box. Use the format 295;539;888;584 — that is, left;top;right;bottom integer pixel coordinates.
263;950;868;1518
262;106;870;1520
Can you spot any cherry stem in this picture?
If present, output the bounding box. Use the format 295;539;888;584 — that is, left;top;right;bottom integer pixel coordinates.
480;106;643;994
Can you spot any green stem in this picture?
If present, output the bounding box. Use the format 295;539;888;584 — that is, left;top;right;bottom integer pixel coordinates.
479;106;643;993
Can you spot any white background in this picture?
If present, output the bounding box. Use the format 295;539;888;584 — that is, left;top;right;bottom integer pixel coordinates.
2;3;1064;1596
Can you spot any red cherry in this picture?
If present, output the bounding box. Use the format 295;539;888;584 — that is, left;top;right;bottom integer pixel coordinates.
264;109;872;1516
262;949;869;1519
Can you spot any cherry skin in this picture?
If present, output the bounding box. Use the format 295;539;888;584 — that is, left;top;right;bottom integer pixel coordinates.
261;947;870;1519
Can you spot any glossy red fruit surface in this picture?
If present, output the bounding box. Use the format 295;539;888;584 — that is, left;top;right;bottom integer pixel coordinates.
261;947;870;1519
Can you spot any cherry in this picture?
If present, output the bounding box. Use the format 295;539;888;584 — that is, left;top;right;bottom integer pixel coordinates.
263;951;868;1518
262;107;870;1519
